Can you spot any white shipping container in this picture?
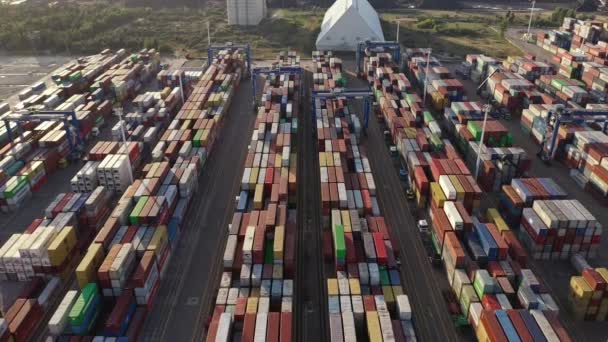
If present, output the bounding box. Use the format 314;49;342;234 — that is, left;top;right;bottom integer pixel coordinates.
342;312;357;342
396;295;412;320
254;313;268;342
37;277;60;308
439;175;457;200
223;235;237;268
530;310;560;342
48;290;78;336
215;312;233;342
468;302;483;328
443;201;463;230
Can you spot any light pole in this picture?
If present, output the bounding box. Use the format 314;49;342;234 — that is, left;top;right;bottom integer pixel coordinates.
178;72;185;104
114;106;134;184
422;48;432;105
524;0;536;41
474;68;500;181
207;21;211;47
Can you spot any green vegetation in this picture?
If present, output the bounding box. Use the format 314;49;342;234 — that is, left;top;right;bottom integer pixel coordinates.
0;3;565;60
382;11;523;58
0;3;321;58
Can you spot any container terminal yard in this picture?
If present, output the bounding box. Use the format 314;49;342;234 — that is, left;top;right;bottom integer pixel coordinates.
2;6;608;342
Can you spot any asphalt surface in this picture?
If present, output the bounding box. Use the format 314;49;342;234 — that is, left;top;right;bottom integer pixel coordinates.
141;78;257;341
345;70;462;342
295;65;330;342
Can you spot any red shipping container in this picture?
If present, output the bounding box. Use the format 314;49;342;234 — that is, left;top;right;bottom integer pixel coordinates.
480;309;508;342
280;312;292;342
9;299;42;342
105;289;135;334
125;308;147;342
267;312;280;342
242;313;257;342
506;310;533;342
481;294;501;310
373;233;388;265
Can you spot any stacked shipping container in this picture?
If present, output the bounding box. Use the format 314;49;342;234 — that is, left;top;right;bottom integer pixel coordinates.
319;50;417;341
0;50;147;212
312;51;345;91
209;52;300;341
0;48;245;341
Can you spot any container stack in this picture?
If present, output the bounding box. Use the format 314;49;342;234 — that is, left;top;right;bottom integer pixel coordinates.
0;49;158;213
497;177;601;259
0;48;244;341
536;74;589;105
502;56;555;82
94;49;161;104
486;70;535;112
465;54;501;83
444;102;531;193
277;50;300;67
1;277;59;341
312;51;345;90
568;260;608;320
407;53;465;110
581;62;608;102
499;177;568;225
316;51;417;341
207;52;300;341
519;199;601;260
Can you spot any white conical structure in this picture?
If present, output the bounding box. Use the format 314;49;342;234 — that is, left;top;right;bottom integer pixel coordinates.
316;0;385;51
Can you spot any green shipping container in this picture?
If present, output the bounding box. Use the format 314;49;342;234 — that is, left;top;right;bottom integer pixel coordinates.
333;224;346;261
130;196;148;225
379;266;390;286
68;283;98;326
431;230;442;256
459;284;478;317
430;134;444;152
193;130;203;147
264;239;273;264
423;111;434;125
467;121;483;141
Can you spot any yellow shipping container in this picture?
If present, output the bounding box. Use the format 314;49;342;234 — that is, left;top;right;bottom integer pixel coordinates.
382;286;395;306
595;268;608;284
570;276;593;300
246;297;258;314
327;279;339;296
392;286;404;296
147;225;168;258
403;127;417;139
476;317;489;342
47;226;77;266
274;154;282;168
76;243;105;289
273;226;285;261
249;167;259;189
430;182;446;208
254;184;264;210
366;311;382;342
448;175;465;202
341;211;351;233
325;152;334;167
349;279;361;296
319;153;327;167
487;208;510;234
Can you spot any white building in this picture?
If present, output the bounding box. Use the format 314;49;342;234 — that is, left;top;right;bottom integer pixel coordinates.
316;0;385;51
227;0;267;26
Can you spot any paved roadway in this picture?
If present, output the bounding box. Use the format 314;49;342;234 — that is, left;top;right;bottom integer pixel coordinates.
345;71;462;342
141;78;257;341
296;65;331;342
